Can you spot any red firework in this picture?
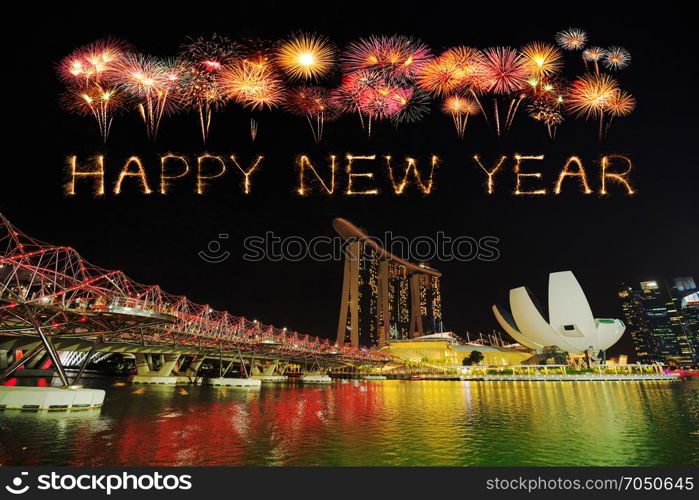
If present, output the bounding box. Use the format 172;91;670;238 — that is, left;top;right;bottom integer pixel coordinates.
341;35;432;80
285;86;340;142
481;46;528;94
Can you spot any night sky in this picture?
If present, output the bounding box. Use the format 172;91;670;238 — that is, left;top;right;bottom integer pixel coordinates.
3;2;697;359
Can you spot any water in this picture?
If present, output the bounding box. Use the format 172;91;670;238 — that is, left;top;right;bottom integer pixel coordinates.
1;379;698;466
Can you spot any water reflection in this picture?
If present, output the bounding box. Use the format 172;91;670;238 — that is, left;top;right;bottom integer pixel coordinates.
1;380;697;466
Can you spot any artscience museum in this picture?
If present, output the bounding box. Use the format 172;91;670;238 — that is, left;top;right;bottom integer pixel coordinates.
492;271;626;358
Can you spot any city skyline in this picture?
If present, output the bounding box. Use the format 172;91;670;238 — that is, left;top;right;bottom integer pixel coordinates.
619;276;699;365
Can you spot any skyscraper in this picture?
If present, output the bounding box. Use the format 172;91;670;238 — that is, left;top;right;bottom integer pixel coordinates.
618;277;699;365
333;218;444;348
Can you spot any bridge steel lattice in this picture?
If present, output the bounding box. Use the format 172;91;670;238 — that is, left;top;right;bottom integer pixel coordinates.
0;213;389;387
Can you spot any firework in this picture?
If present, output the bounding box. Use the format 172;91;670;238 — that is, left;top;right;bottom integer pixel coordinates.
527;97;564;138
276;32;336;81
331;70;383;130
113;54;184;139
582;47;607;74
567;73;618;118
416;46;487;97
603;46;631;70
285;86;340;142
602;90;635;137
555;28;587;51
179;34;240;142
358;85;404;121
481;47;528;134
61;84;126;142
441;95;479;138
221;61;285;140
481;47;528;94
567;73;619;139
520;42;563;78
239;38;278;68
221;62;285;110
342;35;432;80
59;38;128;85
606;90;636;117
58;31;637;143
340;79;420;136
392;87;431;125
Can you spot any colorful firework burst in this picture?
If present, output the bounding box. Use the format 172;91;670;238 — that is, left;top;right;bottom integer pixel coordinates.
276;32;336;81
59;39;129;85
582;46;607;74
527;97;564;138
520;42;563;78
555;28;587;51
178;34;240;142
342;35;432;80
568;73;620;139
331;70;383;129
113;54;184;139
603;46;631;70
221;62;285;111
481;47;528;94
605;89;636;117
285;86;340;142
441;95;479;138
239;38;278;69
416;46;487;97
221;61;285;140
481;47;528;134
392;87;431;125
567;73;618;118
60;83;126;142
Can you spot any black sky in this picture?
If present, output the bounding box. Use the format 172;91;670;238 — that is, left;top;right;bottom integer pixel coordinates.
2;1;697;358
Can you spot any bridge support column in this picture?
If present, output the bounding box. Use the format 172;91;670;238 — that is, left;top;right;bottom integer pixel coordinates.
252;360;288;383
184;357;204;377
157;354;180;377
130;354;181;384
301;368;332;384
134;354;151;376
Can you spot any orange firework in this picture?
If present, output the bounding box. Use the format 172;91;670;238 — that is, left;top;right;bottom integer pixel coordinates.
441;95;479;138
567;73;618;118
61;84;126;142
582;46;607;74
606;89;636;117
567;73;620;139
417;46;486;97
221;61;285;140
520;42;563;78
276;32;336;81
221;62;285;111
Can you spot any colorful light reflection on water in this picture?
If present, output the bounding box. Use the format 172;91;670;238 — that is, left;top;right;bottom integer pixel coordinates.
1;379;698;466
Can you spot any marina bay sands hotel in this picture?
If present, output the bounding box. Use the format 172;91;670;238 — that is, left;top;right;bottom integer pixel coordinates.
333;218;444;348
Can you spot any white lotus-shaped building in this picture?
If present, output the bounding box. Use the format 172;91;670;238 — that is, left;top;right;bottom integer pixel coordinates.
492;271;625;356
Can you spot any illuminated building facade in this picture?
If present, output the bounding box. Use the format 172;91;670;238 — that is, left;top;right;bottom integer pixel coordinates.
333;219;444;348
618;277;699;365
